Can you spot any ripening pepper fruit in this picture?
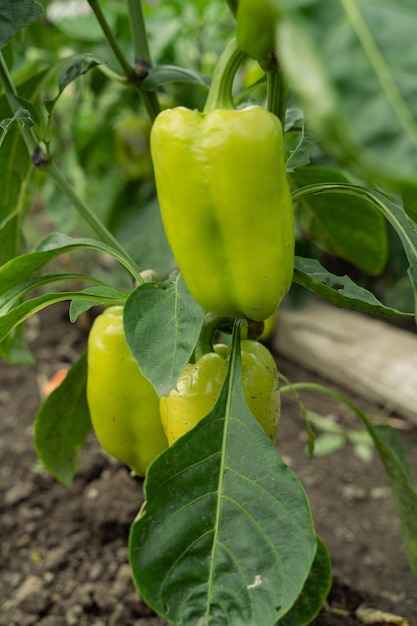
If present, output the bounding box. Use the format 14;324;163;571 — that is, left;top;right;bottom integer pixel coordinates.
87;306;168;476
160;340;280;445
237;0;280;68
150;105;294;322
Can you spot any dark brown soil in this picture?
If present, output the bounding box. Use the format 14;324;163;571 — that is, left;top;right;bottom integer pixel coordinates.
1;303;416;626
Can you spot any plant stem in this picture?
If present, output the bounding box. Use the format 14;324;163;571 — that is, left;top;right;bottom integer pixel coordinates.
46;162;143;283
127;0;161;122
203;38;246;112
0;52;38;154
194;315;235;360
87;0;134;79
88;0;160;121
1;49;143;283
127;0;152;63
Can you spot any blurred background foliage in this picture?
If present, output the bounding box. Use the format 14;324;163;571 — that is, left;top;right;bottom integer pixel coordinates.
1;0;414;315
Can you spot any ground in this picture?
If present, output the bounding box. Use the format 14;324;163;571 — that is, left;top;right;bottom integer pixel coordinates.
1;303;416;626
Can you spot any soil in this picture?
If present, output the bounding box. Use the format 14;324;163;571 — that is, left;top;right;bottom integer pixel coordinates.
1;303;416;626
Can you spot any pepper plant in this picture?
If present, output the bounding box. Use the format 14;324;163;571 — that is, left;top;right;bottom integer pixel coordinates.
1;1;417;625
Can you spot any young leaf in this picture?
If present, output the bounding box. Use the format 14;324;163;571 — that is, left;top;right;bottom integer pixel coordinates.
124;272;205;397
0;107;34;148
284;109;317;172
129;321;317;626
293;256;413;318
143;65;211;90
34;352;91;487
44;54;101;116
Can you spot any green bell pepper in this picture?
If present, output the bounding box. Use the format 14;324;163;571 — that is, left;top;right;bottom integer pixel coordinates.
160;340;280;444
237;0;281;68
87;306;168;476
150;105;294;322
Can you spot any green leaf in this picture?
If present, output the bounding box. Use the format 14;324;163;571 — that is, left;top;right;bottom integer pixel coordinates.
354;418;417;573
69;286;127;322
291;167;388;275
293;256;413;318
143;65;211;90
0;272;113;314
0;324;35;365
0;290;124;343
9;94;41;125
312;433;346;457
0;106;34;148
0;167;23;266
0;232;136;296
44;54;101;115
284;109;317;172
0;70;50;268
34;352;91;487
114;197;174;279
276;1;417;208
289;382;417;573
130;321;317;625
0;0;43;49
280;537;332;626
373;424;411;480
292;185;417;318
124;272;205;397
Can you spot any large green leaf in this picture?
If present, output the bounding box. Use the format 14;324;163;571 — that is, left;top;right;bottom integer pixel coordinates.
130;321;317;625
276;1;417;210
114;197;174;279
124;272;205;397
292;184;417;318
292;167;388;275
0;0;42;49
34;352;91;487
293;256;413;318
0;290;124;343
0;272;116;313
0;232;137;297
0;324;35;365
280;537;332;626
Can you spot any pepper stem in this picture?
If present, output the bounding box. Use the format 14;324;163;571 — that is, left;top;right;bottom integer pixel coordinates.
193;315;235;361
193;315;264;361
266;59;288;128
203;38;247;112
